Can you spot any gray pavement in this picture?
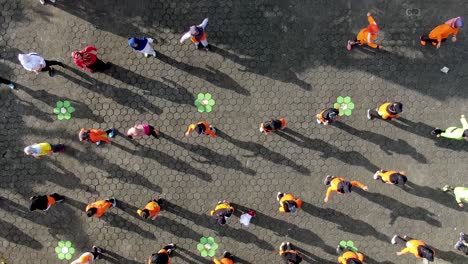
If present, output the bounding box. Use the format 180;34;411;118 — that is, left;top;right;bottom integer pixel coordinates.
0;0;467;263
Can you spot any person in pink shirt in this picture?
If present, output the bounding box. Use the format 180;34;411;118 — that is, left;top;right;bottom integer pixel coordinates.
127;124;160;140
71;45;110;73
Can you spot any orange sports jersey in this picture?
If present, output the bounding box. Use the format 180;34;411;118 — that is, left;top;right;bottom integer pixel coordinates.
86;200;112;217
80;128;110;143
213;257;234;264
279;194;302;212
141;201;161;218
191;33;207;43
71;252;94;264
356;15;379;48
401;240;433;258
377;103;398;120
429;24;459;43
325;177;366;199
338;251;364;264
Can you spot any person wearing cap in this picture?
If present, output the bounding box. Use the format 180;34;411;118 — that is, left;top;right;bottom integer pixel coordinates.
128;37;157;57
29;193;65;211
323;175;368;203
0;77;15;89
72;45;109;73
185;121;216;138
431;114;468;140
316;107;340;125
85;198;117;218
137;199;162;220
373;169;407;186
18;52;64;77
347;12;382;50
79;128;116;145
454;232;468;255
24;143;65;159
180;18;211;51
277;192;302;214
71;246;103;264
260;118;286;135
279;242;303;264
210;200;234;226
442;185;468;208
391;235;435;262
148;244;176;264
127;124;160;140
367;102;403;120
420;17;464;49
213;251;235;264
239;210;255;228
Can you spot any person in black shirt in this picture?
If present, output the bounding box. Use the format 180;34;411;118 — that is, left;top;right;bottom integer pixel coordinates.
29;193;64;211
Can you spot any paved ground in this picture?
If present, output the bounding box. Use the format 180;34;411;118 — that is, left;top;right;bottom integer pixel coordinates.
0;0;467;263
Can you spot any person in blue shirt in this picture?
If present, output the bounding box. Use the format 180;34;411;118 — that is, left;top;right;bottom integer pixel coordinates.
128;37;157;57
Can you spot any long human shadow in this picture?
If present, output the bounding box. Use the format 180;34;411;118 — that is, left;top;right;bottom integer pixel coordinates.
9;93;54;123
104;63;195;105
101;248;141;264
277;128;379;173
354;189;441;227
293;202;389;243
215;129;310;175
231;203;335;254
404;181;464;211
161;200;274;250
175;246;209;264
0;218;43;250
292;245;334;264
65;196;156;239
112;141;212;182
157;52;251;96
162;132;256;176
334;122;427;163
434;248;467;264
56;67;163;115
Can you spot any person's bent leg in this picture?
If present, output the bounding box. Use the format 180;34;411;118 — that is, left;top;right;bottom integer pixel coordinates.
50;193;65;202
391;235;407;246
51;144;65;153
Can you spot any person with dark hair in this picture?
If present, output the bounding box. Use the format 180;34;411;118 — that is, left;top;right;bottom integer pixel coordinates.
127;124;160;140
454;232;468;255
0;77;15;89
336;245;365;264
367;102;403;120
431;114;468;140
279;242;303;264
373;169;407;186
148;244;176;264
316;107;340;125
79;128;116;145
24;143;65;158
29;193;64;211
137;199;162;220
72;46;109;73
213;251;235;264
18;52;64;77
85;198;116;218
277;192;302;214
442;185;468;208
210;200;234;226
323;175;368;203
128;37;157;57
391;235;435;262
180;18;211;51
420;17;464;49
347;12;382;50
185;121;216;138
71;246;103;264
260;118;286;135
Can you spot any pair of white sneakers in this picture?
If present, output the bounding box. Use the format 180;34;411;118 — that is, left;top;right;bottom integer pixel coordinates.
40;0;56;4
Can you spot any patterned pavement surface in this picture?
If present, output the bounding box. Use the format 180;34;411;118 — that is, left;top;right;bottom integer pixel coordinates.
0;0;467;263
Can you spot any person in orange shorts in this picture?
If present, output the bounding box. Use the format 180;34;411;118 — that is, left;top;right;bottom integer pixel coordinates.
148;244;176;264
323;175;368;203
391;235;435;262
277;192;302;214
259;118;286;135
367;102;403;120
420;17;464;49
337;246;365;264
71;246;103;264
185;121;216;138
373;169;407;186
347;12;382;50
279;242;303;263
79;127;116;145
213;251;235;264
180;18;211;51
86;198;116;217
316;107;340;125
210;200;234;226
137;199;162;220
29;193;65;211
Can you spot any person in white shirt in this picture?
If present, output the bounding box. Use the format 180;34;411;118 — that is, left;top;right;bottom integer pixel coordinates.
18;53;64;77
180;18;211;51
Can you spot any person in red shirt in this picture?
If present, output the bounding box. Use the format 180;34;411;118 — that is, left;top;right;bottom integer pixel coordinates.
213;251;235;264
86;198;116;218
137;199;162;220
277;192;302;214
420;17;464;49
260;118;286;135
373;169;407;186
391;235;435;262
367;102;403;120
185;121;216;138
347;12;382;50
323;175;368;203
79;128;116;145
72;45;110;73
148;244;176;264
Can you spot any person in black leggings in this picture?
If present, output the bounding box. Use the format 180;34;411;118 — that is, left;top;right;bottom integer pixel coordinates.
0;77;14;89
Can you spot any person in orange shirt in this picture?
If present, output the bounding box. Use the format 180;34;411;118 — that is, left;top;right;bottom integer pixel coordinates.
347;12;382;50
71;246;103;264
323;175;368;203
316;107;339;126
86;198;116;217
420;17;464;49
29;193;65;211
367;102;403;120
79;128;116;145
148;244;176;264
259;118;286;135
279;242;303;263
185;121;216;138
391;235;435;262
213;251;235;264
210;200;234;226
277;192;302;214
137;199;162;220
338;250;365;264
373;169;407;186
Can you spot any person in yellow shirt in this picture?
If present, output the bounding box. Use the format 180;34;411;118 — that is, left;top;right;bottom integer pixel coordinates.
373;169;407;186
24;143;64;158
137;199;162;220
367;102;403;121
347;12;382;50
420;17;464;49
210;200;234;226
213;251;235;264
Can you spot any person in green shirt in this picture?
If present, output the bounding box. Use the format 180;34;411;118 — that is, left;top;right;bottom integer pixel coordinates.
442;185;468;208
431;114;468;140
